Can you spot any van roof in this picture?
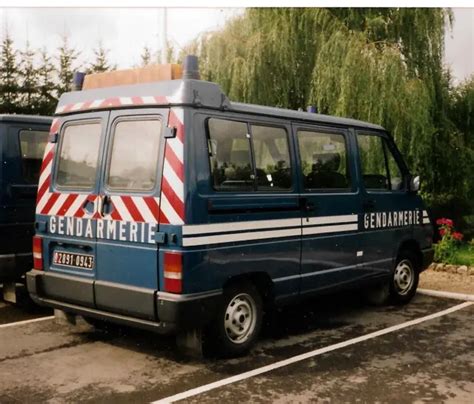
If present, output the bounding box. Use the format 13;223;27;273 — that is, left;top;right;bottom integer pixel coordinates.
0;114;52;124
56;79;384;131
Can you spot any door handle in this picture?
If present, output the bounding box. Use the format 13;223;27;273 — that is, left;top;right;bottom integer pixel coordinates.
299;197;316;212
82;198;96;214
363;199;376;210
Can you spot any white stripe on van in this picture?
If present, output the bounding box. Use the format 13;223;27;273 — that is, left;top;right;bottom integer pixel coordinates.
303;223;358;236
423;210;429;218
423;217;431;224
182;218;302;236
142;96;157;105
64;194;88;217
119;97;134;105
305;214;357;226
132;196;157;223
163;160;184;202
89;99;104;109
182;227;302;247
167;136;184;163
111;196;134;222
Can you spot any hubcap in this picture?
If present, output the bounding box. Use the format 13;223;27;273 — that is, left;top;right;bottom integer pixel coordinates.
224;293;257;344
394;259;414;295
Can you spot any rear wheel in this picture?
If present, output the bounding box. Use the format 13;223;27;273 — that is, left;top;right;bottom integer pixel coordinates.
204;282;263;358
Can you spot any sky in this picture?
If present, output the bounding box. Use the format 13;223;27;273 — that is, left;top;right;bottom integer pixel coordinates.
0;7;472;83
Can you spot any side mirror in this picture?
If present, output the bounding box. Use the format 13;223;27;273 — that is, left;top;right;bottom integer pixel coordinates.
409;175;420;192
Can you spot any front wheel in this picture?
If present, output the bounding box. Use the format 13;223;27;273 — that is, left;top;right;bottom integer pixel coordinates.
204;282;263;358
390;250;419;304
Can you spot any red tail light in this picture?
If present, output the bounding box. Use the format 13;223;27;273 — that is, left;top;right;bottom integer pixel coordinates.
163;252;182;293
33;236;43;270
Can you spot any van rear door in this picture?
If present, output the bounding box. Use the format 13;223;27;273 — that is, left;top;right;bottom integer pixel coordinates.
38;112;109;307
94;109;166;320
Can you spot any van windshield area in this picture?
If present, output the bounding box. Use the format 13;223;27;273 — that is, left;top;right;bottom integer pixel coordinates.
56;122;102;189
19;130;49;184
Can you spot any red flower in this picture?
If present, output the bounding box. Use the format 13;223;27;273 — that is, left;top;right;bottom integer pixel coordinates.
452;232;463;241
445;219;453;227
436;218;445;225
439;228;446;237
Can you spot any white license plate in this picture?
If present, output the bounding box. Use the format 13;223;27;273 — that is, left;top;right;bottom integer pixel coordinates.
53;251;94;270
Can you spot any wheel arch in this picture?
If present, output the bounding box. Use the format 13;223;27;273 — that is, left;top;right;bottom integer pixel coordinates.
397;239;422;271
223;272;275;308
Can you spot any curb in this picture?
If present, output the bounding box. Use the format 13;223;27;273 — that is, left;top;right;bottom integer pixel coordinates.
418;288;474;302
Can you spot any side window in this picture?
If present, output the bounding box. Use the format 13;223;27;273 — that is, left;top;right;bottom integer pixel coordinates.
207;118;253;191
56;122;102;189
357;133;404;191
106;118;162;192
19;130;49;184
297;130;351;190
251;125;291;190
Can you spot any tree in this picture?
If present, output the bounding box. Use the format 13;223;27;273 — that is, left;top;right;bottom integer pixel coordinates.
56;36;80;96
0;32;20;113
18;41;40;114
188;8;468;210
88;42;116;73
37;47;58;115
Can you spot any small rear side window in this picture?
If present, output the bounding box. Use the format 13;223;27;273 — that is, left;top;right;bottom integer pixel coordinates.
56;122;102;189
19;130;49;184
106;118;162;192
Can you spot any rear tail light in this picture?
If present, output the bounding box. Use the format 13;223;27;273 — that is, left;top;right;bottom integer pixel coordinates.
163;252;182;293
33;236;43;270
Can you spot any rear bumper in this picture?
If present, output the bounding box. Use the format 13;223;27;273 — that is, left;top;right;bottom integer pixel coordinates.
26;270;222;335
421;247;434;271
0;253;32;282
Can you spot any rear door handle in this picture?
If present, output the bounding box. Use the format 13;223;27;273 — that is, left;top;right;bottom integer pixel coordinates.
299;197;316;212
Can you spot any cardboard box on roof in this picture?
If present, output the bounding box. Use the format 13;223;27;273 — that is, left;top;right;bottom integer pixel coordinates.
82;64;183;90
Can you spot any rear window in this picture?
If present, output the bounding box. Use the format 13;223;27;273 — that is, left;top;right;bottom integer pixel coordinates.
56;122;102;189
19;130;49;183
106;118;162;192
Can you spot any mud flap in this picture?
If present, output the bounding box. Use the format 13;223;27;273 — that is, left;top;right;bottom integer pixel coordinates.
176;328;203;358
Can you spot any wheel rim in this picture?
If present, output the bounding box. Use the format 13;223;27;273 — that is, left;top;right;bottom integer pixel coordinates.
393;259;414;295
224;293;257;344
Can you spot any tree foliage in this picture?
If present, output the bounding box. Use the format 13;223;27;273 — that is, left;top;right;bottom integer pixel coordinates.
0;33;20;113
187;8;472;214
88;43;116;73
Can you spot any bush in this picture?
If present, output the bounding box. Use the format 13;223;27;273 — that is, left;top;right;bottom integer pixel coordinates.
434;218;464;263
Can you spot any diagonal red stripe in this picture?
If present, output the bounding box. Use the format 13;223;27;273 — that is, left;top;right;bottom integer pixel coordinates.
39;149;54;175
121;196;145;222
131;96;144;105
36;176;51;204
50;119;60;134
161;176;185;220
143;196;160;222
57;193;78;216
40;192;60;215
164;143;184;181
159;208;170;224
168;109;184;143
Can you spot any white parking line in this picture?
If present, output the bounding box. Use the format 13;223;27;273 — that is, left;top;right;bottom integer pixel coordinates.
0;316;55;329
418;288;474;302
152;301;473;404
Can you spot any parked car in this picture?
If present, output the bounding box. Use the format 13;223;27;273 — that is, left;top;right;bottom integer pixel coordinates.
1;115;52;291
27;56;433;357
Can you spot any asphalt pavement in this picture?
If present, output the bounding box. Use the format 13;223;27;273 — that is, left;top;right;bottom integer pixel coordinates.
0;289;472;403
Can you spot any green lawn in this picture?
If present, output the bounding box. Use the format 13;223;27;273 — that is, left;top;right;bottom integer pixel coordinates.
450;245;474;266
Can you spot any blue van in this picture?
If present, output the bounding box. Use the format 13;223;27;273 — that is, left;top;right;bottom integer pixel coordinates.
1;115;51;297
27;57;433;356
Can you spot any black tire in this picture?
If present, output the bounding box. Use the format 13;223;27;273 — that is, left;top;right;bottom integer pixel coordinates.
204;281;263;358
390;250;419;305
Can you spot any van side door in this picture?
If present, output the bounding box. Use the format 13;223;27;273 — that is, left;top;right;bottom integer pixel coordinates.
294;124;362;296
355;131;418;277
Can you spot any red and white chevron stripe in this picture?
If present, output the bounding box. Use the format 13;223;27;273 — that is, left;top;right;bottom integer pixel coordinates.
55;95;180;114
36;107;186;226
159;108;185;225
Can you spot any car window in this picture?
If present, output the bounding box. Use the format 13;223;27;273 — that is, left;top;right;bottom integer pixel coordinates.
207;118;253;191
297;130;351;190
107;118;162;192
251;125;292;190
358;133;404;191
56;122;101;189
19;130;49;184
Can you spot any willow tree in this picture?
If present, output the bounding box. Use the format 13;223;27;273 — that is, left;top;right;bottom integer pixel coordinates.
187;8;469;209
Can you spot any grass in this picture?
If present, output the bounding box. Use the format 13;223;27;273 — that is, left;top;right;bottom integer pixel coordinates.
450;244;474;266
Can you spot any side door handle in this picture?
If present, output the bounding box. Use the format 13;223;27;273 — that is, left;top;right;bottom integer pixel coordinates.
363;199;376;210
299;197;317;212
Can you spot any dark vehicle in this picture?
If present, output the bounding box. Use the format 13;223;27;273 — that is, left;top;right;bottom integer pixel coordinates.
27;57;433;357
1;115;51;298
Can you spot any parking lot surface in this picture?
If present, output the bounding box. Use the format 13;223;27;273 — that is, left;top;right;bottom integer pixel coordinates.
0;292;472;403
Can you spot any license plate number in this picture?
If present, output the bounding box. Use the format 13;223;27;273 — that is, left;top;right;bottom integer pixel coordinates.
53;251;94;270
